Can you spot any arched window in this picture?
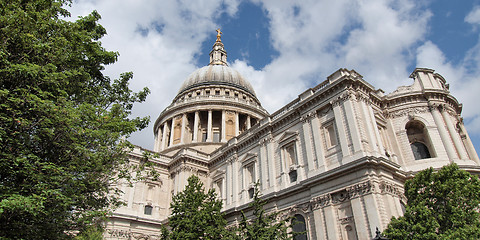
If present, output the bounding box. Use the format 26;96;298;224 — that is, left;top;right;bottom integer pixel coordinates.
411;142;431;160
292;214;307;240
144;205;153;215
406;120;434;160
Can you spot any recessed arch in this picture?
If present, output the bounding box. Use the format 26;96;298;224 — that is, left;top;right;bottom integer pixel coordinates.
405;120;435;160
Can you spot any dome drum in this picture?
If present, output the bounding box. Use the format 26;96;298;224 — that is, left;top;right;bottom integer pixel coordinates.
154;109;261;154
173;84;261;107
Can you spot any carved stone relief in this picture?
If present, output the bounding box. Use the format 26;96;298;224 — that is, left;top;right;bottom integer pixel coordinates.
386;106;429;118
300;111;317;123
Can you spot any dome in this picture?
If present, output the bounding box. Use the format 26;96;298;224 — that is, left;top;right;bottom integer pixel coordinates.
178;64;256;97
153;30;269;155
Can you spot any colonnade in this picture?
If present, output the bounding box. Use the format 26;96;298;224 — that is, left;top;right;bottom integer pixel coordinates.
154;110;257;151
429;103;469;160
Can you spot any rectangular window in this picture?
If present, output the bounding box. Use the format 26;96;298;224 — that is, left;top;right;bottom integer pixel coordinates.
214;179;223;199
202;131;207;142
244;161;256;199
289;170;298;183
325;123;338;148
246;164;255;184
248;187;255;199
285;144;296;166
282;143;298;183
213;131;220;142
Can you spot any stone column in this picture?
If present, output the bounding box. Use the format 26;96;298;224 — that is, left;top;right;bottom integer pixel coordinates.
301;115;315;172
235;112;239;136
180;114;186;144
232;157;239;204
343;96;363;153
154;127;161;152
332;101;350;158
193;111;199;142
221;110;226;142
311;116;326;171
441;108;467;159
359;100;379;155
351;197;369;239
246;115;251;129
169;118;174;147
369;105;386;156
430;103;456;160
266;138;276;189
161;122;168;151
207;110;213;142
259;140;268;190
312;208;327;240
324;205;340;239
458;122;480;163
226;160;232;206
363;194;383;237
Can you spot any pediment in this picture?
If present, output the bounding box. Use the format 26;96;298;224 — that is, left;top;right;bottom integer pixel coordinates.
278;131;298;144
211;169;226;179
240;152;257;163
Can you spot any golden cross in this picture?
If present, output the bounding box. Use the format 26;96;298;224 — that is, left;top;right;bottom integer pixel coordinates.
216;28;222;42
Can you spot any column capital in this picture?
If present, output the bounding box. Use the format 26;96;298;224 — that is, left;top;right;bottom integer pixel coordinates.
428;102;444;112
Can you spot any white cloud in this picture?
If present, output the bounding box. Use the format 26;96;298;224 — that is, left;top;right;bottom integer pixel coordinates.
465;6;480;25
67;0;241;149
415;40;480;136
238;0;430;112
66;0;480;150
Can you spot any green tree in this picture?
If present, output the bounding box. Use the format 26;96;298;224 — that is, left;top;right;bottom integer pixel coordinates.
236;183;295;240
74;226;104;240
168;175;228;240
0;0;149;239
384;164;480;240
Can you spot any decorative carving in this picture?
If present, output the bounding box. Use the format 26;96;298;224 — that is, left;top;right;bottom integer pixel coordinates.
318;107;332;117
331;190;349;204
289;202;311;214
379;181;405;201
386;106;429;118
355;92;371;104
300;111;317;123
108;229;132;238
330;91;355;107
339;216;354;224
311;194;332;209
427;102;443;112
259;136;274;146
346;181;373;199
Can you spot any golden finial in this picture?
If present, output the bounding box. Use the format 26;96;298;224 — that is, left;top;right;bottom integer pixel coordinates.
216;28;222;42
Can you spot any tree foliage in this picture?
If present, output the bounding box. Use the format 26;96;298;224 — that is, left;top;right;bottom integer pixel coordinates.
0;0;149;239
236;183;295;240
168;175;228;240
384;164;480;240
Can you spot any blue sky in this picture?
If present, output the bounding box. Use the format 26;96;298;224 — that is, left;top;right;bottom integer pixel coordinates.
69;0;480;154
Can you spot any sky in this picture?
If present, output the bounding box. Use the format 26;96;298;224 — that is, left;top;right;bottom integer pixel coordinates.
68;0;480;154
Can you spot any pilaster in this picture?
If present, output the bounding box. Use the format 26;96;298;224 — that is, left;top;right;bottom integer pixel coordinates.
430;103;456;161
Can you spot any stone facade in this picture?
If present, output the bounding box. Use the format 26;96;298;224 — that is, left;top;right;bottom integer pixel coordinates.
105;35;480;240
